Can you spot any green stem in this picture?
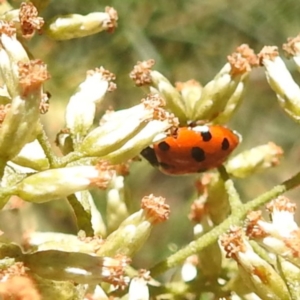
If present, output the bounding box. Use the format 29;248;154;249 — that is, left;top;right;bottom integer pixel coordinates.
150;170;300;277
36;123;60;168
150;215;239;276
218;165;243;212
67;194;94;236
244;171;300;212
58;151;84;167
0;186;18;209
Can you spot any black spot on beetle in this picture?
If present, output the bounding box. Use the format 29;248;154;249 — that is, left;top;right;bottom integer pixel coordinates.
221;138;230;150
191;147;206;162
141;147;159;167
158;141;170;151
201;131;212;142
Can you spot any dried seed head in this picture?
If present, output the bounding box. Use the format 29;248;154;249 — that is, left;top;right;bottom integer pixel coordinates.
18;59;50;96
188;199;206;223
0;262;27;280
245;210;268;238
266;196;297;214
130;59;155;86
220;227;246;259
141;194;170;224
104;7;118;33
258;46;279;65
141;93;179;127
0;20;16;37
93;161;117;189
227;44;258;75
19;2;44;39
102;255;130;289
87;67;116;92
283;34;300;58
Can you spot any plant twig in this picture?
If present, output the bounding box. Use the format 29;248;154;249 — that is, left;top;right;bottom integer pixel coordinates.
67;194;94;236
150;170;300;276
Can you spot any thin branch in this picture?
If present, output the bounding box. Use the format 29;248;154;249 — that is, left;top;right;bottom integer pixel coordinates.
150;170;300;277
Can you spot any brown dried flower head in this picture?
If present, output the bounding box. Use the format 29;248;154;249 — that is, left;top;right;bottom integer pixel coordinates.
141;93;179;127
19;2;44;39
283;34;300;58
141;194;170;224
266;196;297;214
220;227;247;259
0;20;16;37
227;44;259;76
188;199;206;223
258;46;279;65
0;262;27;280
105;7;118;33
18;59;50;96
245;210;268;238
87;67;117;92
130;59;155;86
92;161;117;189
102;255;131;289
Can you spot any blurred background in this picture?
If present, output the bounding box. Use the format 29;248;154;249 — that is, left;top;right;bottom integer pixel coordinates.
3;0;300;267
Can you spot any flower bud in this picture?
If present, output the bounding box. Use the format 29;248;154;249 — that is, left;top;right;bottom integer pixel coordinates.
24;249;130;285
221;227;290;300
80;95;177;159
11;139;49;171
0;22;49;160
26;231;104;254
80;104;150;156
130;60;187;123
258;46;300;122
65;67;116;144
15;163;115;203
246;197;300;268
103;119;173;163
226;142;283;178
45;7;118;40
192;45;257;122
97;195;170;257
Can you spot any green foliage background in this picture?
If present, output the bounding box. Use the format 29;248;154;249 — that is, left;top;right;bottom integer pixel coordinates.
4;0;300;267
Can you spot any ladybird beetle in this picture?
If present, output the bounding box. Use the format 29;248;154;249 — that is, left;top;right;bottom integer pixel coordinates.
141;125;240;175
